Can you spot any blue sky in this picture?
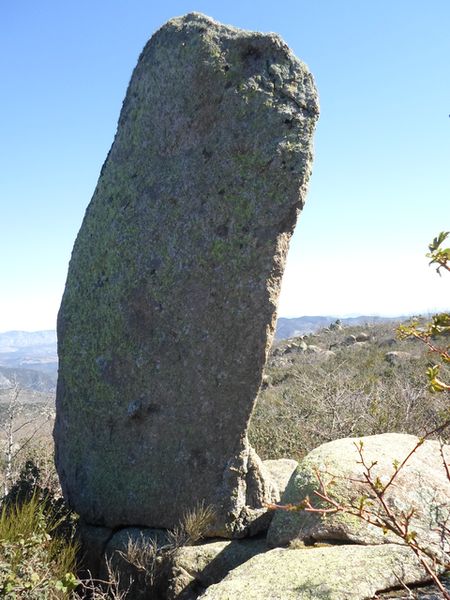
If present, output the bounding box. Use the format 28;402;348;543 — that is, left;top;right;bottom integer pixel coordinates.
1;0;449;331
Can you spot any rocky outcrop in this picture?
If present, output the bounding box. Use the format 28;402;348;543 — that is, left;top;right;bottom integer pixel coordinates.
198;544;427;600
283;340;308;354
385;351;414;365
267;433;450;559
163;538;267;600
100;527;171;598
54;12;318;537
343;334;357;346
355;332;370;342
263;458;298;496
77;436;448;598
305;345;335;358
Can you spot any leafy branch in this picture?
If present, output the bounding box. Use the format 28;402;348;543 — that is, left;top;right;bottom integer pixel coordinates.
397;232;450;393
427;231;450;276
269;434;450;597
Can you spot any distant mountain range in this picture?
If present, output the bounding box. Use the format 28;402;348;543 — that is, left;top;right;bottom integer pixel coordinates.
0;318;407;392
0;330;57;392
274;315;406;340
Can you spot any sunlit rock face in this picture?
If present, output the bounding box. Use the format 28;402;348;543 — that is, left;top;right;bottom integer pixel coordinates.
54;12;319;537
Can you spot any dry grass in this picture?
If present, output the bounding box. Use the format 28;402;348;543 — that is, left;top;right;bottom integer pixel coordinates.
250;321;449;461
168;500;216;547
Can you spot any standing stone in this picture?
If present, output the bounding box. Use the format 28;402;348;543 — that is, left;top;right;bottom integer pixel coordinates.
55;12;319;536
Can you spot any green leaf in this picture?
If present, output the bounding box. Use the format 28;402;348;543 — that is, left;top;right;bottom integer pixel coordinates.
55;573;79;594
428;231;449;252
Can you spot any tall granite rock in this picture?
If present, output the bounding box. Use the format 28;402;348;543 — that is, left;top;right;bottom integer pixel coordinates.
55;13;319;537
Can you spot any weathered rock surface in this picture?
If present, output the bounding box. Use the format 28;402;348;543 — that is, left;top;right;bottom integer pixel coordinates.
263;458;298;497
306;345;336;358
55;12;318;536
77;522;114;579
198;544;427;600
305;344;323;354
380;578;450;599
267;433;450;559
100;527;171;598
163;538;267;600
103;526;171;568
343;334;357;346
81;460;293;589
355;332;370;342
385;351;414;365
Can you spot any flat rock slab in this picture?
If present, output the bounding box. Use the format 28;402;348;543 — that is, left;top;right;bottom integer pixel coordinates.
164;538;267;600
267;433;450;559
55;12;318;536
198;544;427;600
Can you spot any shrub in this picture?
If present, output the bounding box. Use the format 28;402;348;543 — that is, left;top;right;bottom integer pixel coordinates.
0;493;79;598
3;456;76;543
250;330;447;461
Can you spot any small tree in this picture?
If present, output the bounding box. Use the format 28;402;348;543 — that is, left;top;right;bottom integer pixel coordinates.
0;380;54;496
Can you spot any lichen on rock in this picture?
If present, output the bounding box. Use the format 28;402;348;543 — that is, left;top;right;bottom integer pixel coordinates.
54;12;319;536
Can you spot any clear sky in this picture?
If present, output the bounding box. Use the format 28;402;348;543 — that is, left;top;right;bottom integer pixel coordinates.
1;0;449;332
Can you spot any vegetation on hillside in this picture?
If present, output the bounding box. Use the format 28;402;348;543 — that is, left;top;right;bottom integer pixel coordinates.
0;455;78;598
250;319;448;461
